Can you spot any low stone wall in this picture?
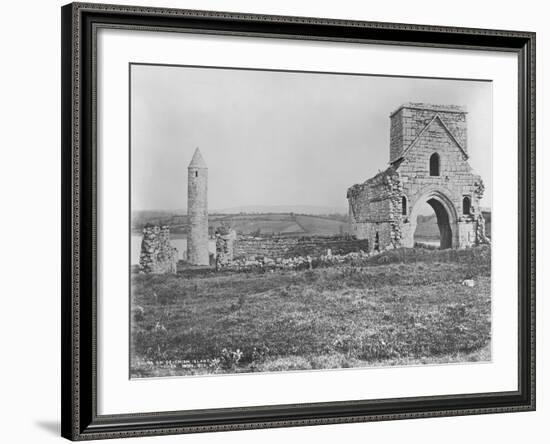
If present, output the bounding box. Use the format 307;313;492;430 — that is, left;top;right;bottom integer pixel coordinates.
225;249;378;272
233;236;370;260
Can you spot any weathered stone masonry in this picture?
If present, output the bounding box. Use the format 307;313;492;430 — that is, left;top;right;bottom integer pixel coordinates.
215;225;237;269
187;148;209;265
233;236;370;260
139;225;178;274
347;103;488;251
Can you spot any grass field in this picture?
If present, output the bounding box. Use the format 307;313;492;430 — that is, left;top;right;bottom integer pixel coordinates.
130;246;491;378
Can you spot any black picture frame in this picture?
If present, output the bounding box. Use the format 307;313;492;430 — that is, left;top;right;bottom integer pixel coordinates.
61;2;536;440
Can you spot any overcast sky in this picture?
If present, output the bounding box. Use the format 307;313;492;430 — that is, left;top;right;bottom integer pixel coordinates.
131;64;492;213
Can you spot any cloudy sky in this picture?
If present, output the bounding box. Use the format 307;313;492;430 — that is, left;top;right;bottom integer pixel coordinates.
131;64;492;213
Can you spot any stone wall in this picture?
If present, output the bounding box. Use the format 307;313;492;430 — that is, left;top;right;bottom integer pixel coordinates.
347;167;404;251
347;167;400;224
389;103;467;162
215;226;237;269
139;225;178;274
233;236;370;260
352;222;395;252
397;113;481;212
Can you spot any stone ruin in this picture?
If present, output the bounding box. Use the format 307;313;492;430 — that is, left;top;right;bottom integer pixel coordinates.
215;225;237;270
139;225;178;274
211;234;372;271
347;103;490;251
233;235;370;260
138;105;491;276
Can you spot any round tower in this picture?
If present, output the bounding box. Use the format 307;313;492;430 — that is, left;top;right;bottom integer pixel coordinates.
187;148;209;265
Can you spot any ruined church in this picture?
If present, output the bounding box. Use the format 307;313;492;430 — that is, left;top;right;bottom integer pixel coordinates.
347;103;488;251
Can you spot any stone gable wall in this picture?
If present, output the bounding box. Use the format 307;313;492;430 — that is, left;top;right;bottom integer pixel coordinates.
398;117;483;223
398;118;471;178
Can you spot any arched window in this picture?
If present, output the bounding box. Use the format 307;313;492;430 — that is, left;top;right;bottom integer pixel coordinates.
463;196;471;215
374;232;380;252
429;153;440;176
401;196;407;216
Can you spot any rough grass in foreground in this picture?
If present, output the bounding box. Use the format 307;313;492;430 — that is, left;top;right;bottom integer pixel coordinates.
130;246;491;377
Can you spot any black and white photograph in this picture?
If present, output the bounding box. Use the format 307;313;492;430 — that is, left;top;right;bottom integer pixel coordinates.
0;0;543;442
130;64;492;378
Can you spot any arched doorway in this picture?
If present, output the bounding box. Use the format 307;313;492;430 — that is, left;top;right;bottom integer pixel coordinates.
408;189;458;249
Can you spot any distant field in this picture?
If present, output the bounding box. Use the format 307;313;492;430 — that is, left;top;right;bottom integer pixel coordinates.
132;210;491;239
133;212;350;236
414;212;492;242
414;215;440;240
295;215;348;235
212;213;350;236
131;246;491;377
210;214;305;235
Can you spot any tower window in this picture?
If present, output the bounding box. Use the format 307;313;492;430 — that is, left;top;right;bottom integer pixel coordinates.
429;153;440;176
463;196;471;215
401;196;407;216
195;171;198;177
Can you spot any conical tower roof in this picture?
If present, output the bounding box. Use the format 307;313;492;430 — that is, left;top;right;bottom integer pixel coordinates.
188;147;207;168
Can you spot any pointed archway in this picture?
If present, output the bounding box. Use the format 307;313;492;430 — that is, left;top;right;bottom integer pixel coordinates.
424;198;452;248
406;189;459;249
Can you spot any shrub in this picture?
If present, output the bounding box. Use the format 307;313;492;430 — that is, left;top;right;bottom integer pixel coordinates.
219;348;243;370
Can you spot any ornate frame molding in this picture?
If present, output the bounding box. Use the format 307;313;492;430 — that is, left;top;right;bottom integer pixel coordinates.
61;2;535;440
